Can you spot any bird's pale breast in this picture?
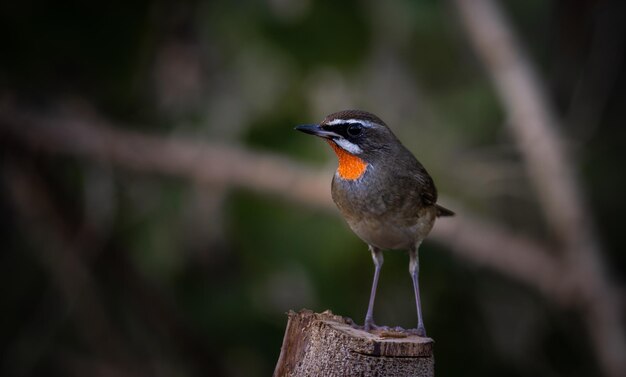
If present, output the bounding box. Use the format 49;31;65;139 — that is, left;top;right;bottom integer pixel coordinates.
331;168;437;250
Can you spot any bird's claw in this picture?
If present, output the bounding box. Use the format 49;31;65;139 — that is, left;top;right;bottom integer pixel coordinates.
407;326;427;337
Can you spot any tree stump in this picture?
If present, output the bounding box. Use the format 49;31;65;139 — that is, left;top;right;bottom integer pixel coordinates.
274;310;434;377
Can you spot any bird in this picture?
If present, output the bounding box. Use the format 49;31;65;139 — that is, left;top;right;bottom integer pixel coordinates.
295;110;453;337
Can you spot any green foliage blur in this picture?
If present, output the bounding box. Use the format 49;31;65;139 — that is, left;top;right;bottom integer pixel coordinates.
1;1;625;376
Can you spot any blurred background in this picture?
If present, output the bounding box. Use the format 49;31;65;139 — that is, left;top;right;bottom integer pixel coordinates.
1;0;625;376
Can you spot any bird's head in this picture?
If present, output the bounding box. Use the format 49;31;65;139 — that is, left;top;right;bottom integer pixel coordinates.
295;110;400;180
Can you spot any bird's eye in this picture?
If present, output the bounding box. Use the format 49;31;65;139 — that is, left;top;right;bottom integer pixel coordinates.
346;124;363;137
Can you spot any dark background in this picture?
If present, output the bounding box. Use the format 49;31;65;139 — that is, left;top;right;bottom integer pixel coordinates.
1;0;625;376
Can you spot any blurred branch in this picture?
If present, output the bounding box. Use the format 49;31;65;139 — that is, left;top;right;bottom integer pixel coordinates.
0;105;332;210
434;210;567;303
0;104;569;306
452;1;626;376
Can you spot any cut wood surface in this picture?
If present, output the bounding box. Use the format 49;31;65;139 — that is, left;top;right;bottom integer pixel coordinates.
274;310;434;377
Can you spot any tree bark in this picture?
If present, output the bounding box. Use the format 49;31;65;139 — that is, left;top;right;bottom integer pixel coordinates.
274;310;434;377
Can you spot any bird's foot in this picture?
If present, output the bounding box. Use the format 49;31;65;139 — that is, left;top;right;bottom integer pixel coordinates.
407;325;427;337
356;319;427;337
361;320;406;334
360;317;392;332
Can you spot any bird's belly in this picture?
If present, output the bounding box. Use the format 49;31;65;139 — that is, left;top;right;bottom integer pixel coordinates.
345;211;435;250
348;219;412;250
331;173;437;250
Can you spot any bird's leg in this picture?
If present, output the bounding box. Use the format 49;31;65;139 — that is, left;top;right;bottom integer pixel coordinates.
364;245;383;331
409;244;426;337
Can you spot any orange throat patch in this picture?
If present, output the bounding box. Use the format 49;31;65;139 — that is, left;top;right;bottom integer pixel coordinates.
326;140;368;180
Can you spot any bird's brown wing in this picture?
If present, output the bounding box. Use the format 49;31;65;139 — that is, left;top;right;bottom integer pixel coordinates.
415;174;454;217
381;172;436;223
405;157;454;217
410;164;438;207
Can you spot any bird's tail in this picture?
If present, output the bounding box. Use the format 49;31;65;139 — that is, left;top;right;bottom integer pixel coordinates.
435;204;455;217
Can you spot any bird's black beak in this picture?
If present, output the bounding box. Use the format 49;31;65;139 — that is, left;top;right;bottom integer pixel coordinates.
295;124;338;139
295;124;322;135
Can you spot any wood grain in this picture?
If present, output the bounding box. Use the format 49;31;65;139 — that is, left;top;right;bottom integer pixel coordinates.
274;310;434;377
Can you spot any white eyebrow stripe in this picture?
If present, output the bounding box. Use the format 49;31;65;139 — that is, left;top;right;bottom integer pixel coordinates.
326;119;375;128
334;138;363;154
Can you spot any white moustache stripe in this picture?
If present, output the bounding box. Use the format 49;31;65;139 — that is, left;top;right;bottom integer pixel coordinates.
334;138;363;154
326;119;375;128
